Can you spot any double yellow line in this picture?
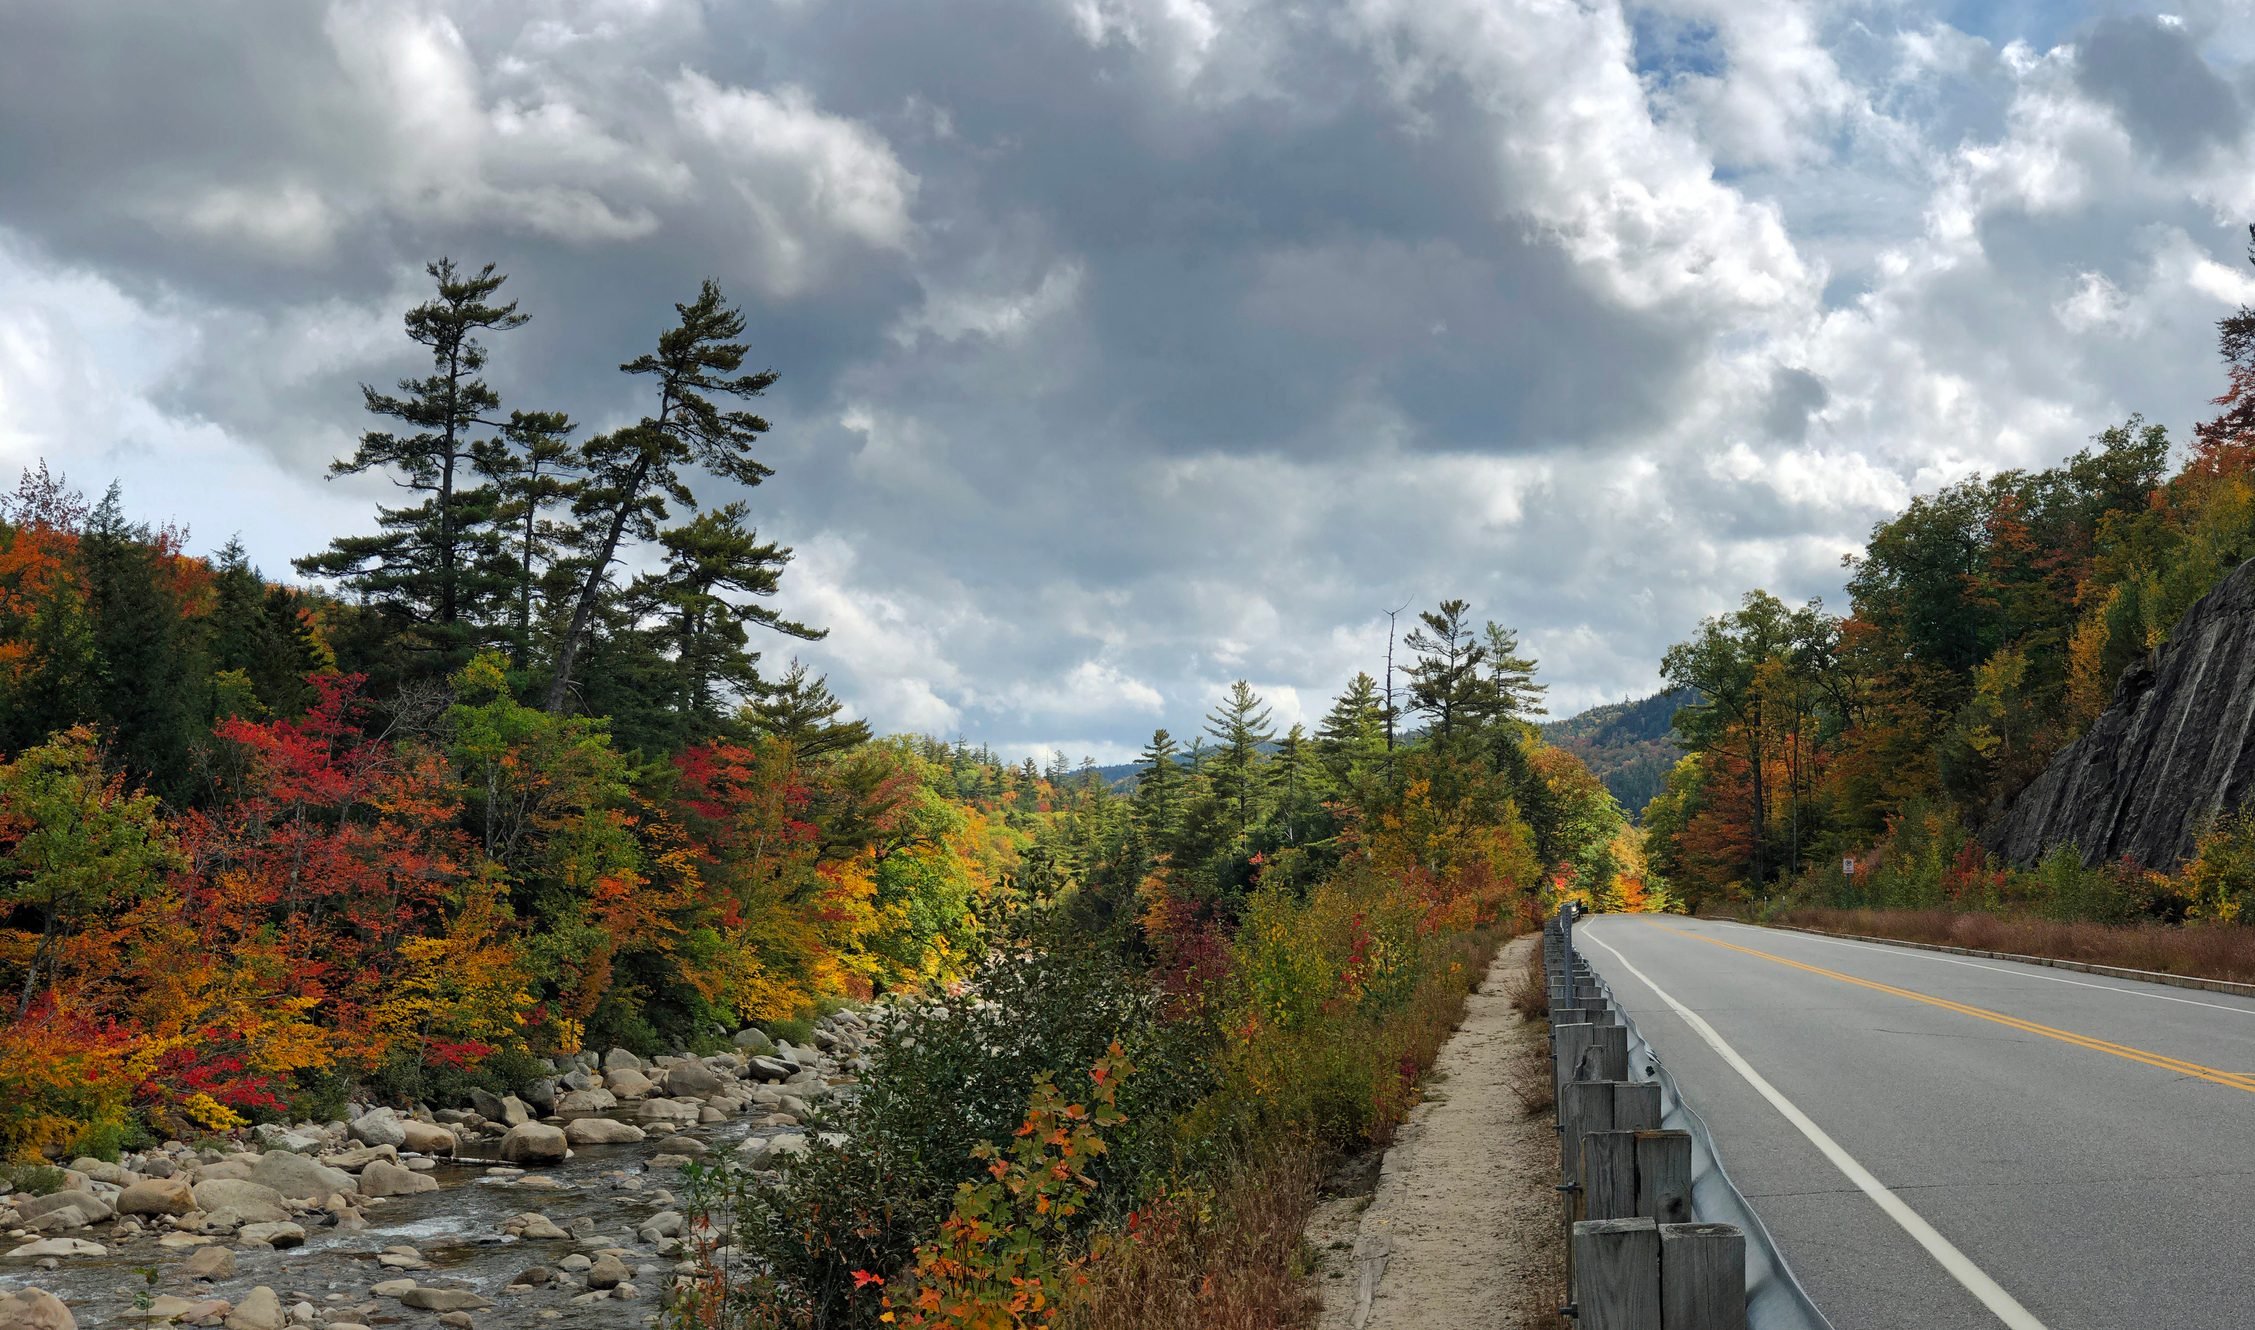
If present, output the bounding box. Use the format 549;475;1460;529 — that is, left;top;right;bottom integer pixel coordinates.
1657;923;2255;1096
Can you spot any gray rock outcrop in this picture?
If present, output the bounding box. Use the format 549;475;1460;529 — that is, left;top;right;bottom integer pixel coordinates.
1986;557;2255;868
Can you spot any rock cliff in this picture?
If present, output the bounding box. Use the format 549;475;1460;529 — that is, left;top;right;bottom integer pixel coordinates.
1985;557;2255;869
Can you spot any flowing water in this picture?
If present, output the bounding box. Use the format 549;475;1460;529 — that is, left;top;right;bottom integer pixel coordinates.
0;1108;792;1329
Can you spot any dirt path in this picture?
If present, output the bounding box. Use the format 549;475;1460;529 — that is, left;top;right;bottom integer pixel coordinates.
1305;934;1560;1330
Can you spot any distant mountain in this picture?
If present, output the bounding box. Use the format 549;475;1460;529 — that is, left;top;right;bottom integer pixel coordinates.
1541;690;1689;819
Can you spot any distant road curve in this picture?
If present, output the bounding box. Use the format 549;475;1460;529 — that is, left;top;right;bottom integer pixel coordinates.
1576;915;2255;1330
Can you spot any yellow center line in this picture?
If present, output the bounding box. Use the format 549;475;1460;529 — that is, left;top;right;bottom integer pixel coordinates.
1638;919;2255;1097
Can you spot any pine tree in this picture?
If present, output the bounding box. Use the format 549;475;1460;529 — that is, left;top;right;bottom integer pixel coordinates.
1204;679;1274;836
297;260;527;675
81;489;199;797
483;409;578;667
746;660;872;761
1404;599;1492;757
633;504;820;737
546;280;783;713
1316;671;1386;791
1133;728;1183;845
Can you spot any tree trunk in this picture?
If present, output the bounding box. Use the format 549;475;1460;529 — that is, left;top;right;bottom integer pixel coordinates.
544;454;649;713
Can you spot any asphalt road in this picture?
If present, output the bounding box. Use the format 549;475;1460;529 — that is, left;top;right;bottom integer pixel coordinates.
1574;915;2255;1330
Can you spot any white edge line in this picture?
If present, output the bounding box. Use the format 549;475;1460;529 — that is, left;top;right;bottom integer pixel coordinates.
1713;920;2255;1016
1579;923;2051;1330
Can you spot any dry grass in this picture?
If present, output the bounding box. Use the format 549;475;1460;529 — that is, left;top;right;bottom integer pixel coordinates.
1778;908;2255;984
1504;1034;1555;1119
1506;1205;1567;1329
1063;1148;1325;1330
1506;941;1550;1022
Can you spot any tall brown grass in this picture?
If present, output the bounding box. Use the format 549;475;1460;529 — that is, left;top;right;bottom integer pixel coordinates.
1062;1148;1324;1330
1506;940;1550;1021
1507;1208;1567;1330
1778;908;2255;984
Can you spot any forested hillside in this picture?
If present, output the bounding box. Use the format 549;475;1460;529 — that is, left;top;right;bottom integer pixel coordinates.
1643;233;2255;924
0;261;1646;1327
1540;690;1685;820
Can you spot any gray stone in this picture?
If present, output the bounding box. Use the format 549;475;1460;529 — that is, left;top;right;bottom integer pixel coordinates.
188;1179;289;1223
0;1287;76;1330
183;1244;236;1279
235;1221;305;1249
663;1063;725;1098
497;1122;569;1165
399;1120;457;1156
225;1287;283;1330
249;1151;355;1204
521;1077;558;1112
1989;556;2255;868
398;1288;494;1312
587;1254;630;1289
499;1094;533;1126
348;1108;409;1149
563;1118;645;1145
468;1088;509;1121
602;1048;642;1072
4;1239;102;1259
743;1056;795;1082
116;1175;195;1216
553;1088;618;1114
17;1192;108;1230
604;1067;654;1099
357;1160;438;1198
731;1027;776;1055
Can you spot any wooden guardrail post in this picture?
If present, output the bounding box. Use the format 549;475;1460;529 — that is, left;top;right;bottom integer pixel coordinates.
1660;1223;1746;1329
1572;1218;1661;1329
1634;1131;1693;1225
1612;1078;1660;1132
1578;1129;1639;1221
1559;1079;1616;1185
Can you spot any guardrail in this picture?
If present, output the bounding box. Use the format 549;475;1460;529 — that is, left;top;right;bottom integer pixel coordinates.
1542;911;1832;1330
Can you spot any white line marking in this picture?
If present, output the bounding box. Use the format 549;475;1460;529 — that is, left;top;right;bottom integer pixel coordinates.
1579;922;2051;1330
1708;919;2255;1017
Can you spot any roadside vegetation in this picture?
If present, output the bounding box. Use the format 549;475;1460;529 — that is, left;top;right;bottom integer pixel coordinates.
1633;230;2255;965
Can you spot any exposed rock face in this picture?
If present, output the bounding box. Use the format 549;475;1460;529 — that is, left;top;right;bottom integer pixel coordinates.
1986;557;2255;868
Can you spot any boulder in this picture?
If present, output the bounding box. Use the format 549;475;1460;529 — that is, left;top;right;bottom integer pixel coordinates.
357;1160;439;1198
399;1120;457;1156
183;1245;236;1280
225;1286;283;1330
664;1063;726;1098
743;1056;796;1083
738;1132;809;1166
116;1175;195;1217
604;1067;654;1099
347;1108;409;1149
563;1118;645;1146
188;1179;289;1224
496;1122;569;1165
398;1288;494;1312
321;1144;398;1172
520;1078;558;1113
0;1288;75;1330
498;1095;533;1126
636;1098;699;1125
17;1192;109;1230
554;1088;617;1114
559;1067;598;1093
235;1221;304;1249
587;1254;630;1289
249;1151;355;1204
5;1239;104;1259
468;1088;509;1121
731;1027;776;1055
602;1048;642;1072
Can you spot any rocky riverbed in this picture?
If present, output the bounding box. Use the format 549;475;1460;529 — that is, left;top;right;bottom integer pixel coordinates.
0;1011;874;1330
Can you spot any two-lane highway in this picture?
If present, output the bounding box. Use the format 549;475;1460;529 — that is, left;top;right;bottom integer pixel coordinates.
1576;916;2255;1329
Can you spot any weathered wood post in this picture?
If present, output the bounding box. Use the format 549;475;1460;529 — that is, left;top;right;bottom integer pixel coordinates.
1579;1129;1639;1221
1559;1080;1616;1185
1573;1218;1662;1330
1634;1131;1694;1225
1659;1223;1746;1330
1612;1078;1660;1132
1555;1024;1598;1102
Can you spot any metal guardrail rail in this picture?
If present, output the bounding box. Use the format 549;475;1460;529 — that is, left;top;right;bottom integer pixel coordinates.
1543;909;1833;1330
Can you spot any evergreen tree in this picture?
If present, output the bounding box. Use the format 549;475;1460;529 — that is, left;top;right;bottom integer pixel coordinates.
483;409;578;667
81;489;198;797
1132;728;1183;845
1204;679;1274;836
1403;599;1491;755
633;504;820;737
1316;671;1386;791
297;260;527;675
546;281;783;713
746;660;872;761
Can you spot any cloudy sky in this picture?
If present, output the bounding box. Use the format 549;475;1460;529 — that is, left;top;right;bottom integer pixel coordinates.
4;0;2254;762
